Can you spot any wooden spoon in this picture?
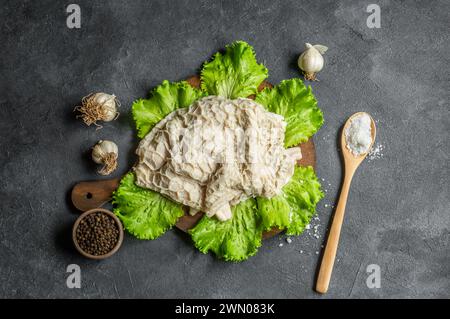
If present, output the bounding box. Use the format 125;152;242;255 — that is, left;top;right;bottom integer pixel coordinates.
316;112;376;294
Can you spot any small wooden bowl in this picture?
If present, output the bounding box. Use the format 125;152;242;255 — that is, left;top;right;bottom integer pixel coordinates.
72;208;124;260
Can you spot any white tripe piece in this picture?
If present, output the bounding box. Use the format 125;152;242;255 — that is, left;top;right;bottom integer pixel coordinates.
345;113;372;155
134;96;302;221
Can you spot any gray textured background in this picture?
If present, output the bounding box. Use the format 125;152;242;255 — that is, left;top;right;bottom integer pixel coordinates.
0;0;449;298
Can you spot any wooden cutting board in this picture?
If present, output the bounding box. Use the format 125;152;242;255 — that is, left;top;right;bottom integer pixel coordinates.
71;76;316;239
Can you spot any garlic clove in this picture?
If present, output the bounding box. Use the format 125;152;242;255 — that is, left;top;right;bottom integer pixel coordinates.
92;93;119;122
91;140;119;175
298;43;327;81
75;92;120;127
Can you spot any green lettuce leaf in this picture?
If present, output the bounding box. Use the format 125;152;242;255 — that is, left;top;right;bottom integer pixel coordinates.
256;196;290;231
255;78;324;147
200;41;268;99
257;166;324;235
189;199;262;262
284;166;324;235
132;80;205;139
112;172;184;239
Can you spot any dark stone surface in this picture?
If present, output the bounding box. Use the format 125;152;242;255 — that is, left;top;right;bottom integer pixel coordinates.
0;0;448;298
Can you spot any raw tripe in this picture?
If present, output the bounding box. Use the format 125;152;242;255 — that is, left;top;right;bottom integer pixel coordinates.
134;96;302;221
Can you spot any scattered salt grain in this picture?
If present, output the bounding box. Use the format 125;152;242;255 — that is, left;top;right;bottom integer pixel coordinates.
313;225;320;239
315;251;319;255
368;143;384;161
286;237;292;244
305;224;311;230
278;243;283;247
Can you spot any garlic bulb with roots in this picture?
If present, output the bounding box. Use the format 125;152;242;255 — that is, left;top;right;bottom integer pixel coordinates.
92;140;118;175
75;93;120;128
298;43;328;81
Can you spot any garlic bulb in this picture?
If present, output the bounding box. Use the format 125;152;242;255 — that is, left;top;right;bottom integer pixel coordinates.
92;140;118;176
297;43;328;81
75;93;120;127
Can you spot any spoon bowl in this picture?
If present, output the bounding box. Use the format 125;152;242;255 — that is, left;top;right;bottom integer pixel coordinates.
340;112;377;169
316;112;376;294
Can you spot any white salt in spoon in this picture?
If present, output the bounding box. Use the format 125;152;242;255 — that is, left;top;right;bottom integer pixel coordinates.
316;112;376;294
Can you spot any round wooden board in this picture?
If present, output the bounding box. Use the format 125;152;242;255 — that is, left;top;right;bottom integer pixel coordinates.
71;76;316;240
176;76;316;239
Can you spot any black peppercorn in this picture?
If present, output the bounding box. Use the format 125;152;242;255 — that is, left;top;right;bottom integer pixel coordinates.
75;212;119;256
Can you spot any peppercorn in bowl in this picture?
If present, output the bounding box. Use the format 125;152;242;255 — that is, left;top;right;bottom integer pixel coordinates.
72;208;124;260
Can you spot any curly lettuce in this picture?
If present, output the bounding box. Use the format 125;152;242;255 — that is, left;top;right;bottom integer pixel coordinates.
112;172;184;239
256;196;291;231
132;80;205;139
257;166;324;235
189;199;262;262
255;78;324;147
201;41;268;99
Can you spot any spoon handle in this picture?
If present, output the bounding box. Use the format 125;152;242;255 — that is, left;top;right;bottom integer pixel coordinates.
316;171;354;294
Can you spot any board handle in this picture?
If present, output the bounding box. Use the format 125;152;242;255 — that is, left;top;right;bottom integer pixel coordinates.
71;178;121;212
